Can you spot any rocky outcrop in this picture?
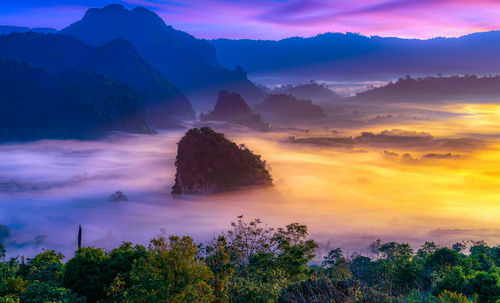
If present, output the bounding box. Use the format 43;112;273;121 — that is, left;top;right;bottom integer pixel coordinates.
172;127;273;195
200;90;269;131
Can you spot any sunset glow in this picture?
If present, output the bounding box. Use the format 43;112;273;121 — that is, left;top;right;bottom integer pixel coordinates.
1;0;499;39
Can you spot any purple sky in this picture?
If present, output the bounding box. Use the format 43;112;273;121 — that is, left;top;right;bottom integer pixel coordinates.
0;0;499;39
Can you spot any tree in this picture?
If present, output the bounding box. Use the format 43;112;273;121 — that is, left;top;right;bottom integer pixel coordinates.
63;247;110;303
25;250;64;284
202;236;234;303
226;216;274;264
19;282;84;303
379;242;413;263
437;290;474;303
272;223;318;280
452;242;467;254
106;242;148;289
126;236;214;303
470;272;500;303
432;266;468;296
417;241;438;259
230;267;287;303
426;248;461;271
322;248;351;282
0;243;5;260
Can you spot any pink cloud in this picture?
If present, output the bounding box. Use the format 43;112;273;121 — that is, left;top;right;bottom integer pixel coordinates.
116;0;499;39
2;0;499;39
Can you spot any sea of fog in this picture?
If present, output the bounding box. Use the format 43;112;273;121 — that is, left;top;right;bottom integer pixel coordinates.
1;103;500;260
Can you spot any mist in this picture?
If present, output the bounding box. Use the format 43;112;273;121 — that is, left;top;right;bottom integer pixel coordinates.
1;101;499;260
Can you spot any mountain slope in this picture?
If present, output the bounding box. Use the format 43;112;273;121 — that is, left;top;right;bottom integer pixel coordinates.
211;31;500;81
0;59;151;141
0;32;194;127
60;4;265;110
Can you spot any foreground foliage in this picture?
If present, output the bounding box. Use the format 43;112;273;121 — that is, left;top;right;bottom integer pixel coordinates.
1;216;499;303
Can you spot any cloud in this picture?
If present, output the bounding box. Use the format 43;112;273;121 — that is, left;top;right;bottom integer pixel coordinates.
383;150;399;157
439;138;485;151
422;152;461;159
0;224;46;249
1;0;499;39
427;228;500;244
9;235;47;249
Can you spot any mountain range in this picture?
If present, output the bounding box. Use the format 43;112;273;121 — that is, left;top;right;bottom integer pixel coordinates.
352;75;500;103
211;31;500;81
0;25;57;35
0;32;194;128
60;4;265;109
1;4;500;141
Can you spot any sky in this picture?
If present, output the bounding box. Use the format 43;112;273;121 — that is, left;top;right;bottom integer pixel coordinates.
0;0;499;40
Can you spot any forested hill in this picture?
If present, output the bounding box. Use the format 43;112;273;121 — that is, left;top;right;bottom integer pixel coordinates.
0;59;151;141
0;32;195;128
353;75;500;102
60;4;266;108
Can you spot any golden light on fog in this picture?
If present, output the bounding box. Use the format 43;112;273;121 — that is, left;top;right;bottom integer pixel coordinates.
231;102;500;247
0;102;499;257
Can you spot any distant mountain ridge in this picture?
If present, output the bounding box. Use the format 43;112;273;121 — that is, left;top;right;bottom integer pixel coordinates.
0;32;195;128
352;75;500;103
60;4;265;110
0;25;57;35
211;31;500;81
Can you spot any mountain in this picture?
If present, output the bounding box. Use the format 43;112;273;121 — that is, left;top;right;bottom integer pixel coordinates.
0;32;195;127
172;127;273;194
211;31;500;81
60;4;265;110
352;75;500;103
273;82;344;104
200;91;269;131
0;25;57;35
254;94;327;124
0;59;151;141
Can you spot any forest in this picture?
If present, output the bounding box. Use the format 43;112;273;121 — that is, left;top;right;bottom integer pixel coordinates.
1;216;499;303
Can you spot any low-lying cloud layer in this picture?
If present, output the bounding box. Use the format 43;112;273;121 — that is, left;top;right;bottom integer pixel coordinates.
0;121;498;259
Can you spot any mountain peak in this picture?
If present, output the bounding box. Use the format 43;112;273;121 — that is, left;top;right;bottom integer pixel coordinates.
84;4;127;18
61;5;263;110
103;4;126;11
